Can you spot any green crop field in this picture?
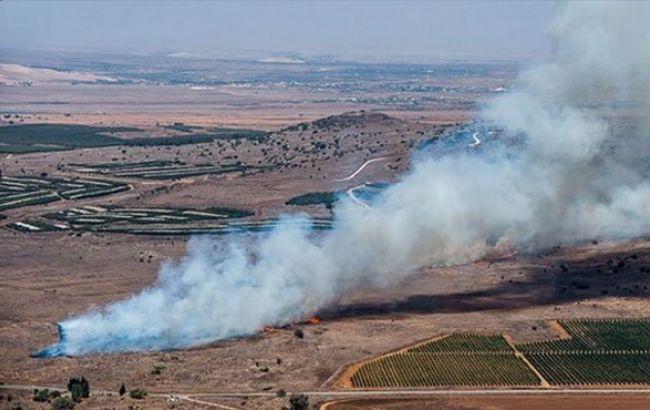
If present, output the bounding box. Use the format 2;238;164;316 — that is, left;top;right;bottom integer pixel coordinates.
518;319;650;352
0;124;267;153
409;333;513;353
286;191;340;206
517;319;650;385
351;334;540;388
67;160;264;180
286;183;389;206
526;352;650;385
350;320;650;389
0;124;137;153
0;175;129;211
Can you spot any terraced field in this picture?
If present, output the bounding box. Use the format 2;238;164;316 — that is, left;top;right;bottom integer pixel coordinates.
348;320;650;389
0;175;130;211
351;334;540;388
519;319;650;385
67;160;264;180
7;205;334;235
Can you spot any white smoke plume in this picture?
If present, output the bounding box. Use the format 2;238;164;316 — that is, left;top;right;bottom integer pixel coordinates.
39;2;650;356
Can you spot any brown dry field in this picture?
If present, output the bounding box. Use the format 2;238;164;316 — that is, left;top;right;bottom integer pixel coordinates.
0;83;472;129
1;85;650;409
321;394;650;410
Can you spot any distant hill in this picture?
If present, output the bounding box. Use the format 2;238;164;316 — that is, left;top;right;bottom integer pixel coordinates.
0;63;116;85
282;111;404;133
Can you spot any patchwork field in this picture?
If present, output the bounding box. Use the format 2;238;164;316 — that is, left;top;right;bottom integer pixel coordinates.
347;319;650;388
0;175;130;211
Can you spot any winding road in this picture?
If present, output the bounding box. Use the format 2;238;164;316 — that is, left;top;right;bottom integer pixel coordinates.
346;184;371;208
468;132;481;147
335;157;387;182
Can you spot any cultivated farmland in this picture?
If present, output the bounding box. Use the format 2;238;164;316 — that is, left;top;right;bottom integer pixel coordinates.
518;319;650;385
351;334;540;388
7;205;334;235
0;123;267;153
348;319;650;389
0;124;137;153
519;319;650;352
67;160;264;180
0;175;129;211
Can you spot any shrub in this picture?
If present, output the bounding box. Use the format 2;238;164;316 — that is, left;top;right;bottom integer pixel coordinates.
289;393;309;410
151;363;166;375
51;396;75;410
119;383;126;396
294;328;304;339
130;389;148;399
33;388;51;402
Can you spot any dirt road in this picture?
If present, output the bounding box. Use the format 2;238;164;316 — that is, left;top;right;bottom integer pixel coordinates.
335;157;387;182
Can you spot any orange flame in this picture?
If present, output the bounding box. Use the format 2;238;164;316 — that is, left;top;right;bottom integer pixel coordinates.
262;325;275;333
308;316;321;324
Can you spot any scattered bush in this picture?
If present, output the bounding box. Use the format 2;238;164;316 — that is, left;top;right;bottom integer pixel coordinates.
130;389;148;399
294;328;304;339
151;363;166;375
33;388;51;402
119;383;126;396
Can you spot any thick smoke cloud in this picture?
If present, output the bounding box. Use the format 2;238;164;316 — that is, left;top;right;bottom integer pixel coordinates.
38;2;650;356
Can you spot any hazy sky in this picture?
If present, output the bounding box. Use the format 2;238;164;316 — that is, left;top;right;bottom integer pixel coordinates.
0;1;559;61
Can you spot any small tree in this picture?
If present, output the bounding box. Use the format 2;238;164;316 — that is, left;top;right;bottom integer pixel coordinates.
67;377;90;402
69;385;83;403
119;383;126;396
289;393;309;410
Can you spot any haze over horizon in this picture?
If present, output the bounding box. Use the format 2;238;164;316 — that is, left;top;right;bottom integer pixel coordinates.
0;0;558;63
